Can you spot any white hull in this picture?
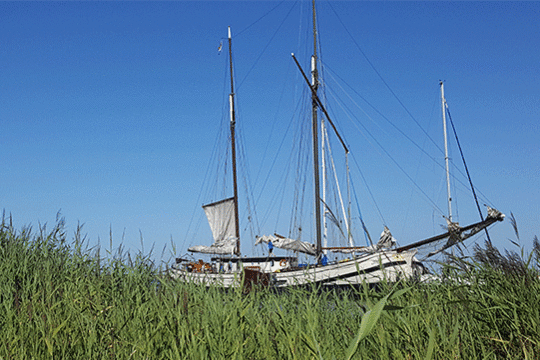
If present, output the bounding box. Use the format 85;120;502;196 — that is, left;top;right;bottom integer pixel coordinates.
169;249;422;288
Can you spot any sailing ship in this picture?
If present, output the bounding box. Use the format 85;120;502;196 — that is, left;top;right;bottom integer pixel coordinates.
169;4;504;288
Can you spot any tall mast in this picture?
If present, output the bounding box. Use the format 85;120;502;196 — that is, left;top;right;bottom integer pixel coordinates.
311;0;323;260
440;81;452;222
322;118;328;251
228;26;241;256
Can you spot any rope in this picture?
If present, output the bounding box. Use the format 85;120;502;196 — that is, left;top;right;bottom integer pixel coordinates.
445;105;492;243
349;153;387;226
324;65;446;169
323;65;490;220
181;58;231;250
321;77;446;217
326;0;443;155
323;124;350;245
351;179;373;246
235;0;289;38
236;1;298;91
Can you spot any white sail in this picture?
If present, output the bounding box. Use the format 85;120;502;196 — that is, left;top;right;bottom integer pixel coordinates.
188;197;237;255
255;234;317;256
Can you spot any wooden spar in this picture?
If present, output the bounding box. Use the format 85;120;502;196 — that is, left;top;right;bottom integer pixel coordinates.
228;26;241;256
291;54;349;154
322;209;503;254
322;246;369;251
310;0;322;261
395;210;504;254
320;210;502;255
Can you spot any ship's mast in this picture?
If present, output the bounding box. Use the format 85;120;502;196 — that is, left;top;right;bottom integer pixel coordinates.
291;0;348;261
228;27;241;256
311;0;323;260
440;81;452;222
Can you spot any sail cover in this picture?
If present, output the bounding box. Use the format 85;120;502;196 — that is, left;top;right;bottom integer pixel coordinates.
327;226;397;254
357;226;397;253
255;234;317;256
188;197;237;255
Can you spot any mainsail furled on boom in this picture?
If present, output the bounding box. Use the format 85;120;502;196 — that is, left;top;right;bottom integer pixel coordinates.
255;234;317;256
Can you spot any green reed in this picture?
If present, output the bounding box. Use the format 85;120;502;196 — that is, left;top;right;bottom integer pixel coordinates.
1;213;538;359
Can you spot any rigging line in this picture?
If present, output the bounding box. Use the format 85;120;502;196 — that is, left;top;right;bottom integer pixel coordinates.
259;91;309;231
324;65;444;165
183;106;228;246
253;58;295;191
207;54;235;202
324;66;477;203
236;126;260;234
292;108;312;219
227;36;262;241
316;84;390;223
183;57;231;243
236;1;298;91
313;0;325;92
255;4;309;225
344;107;445;217
320;71;388;138
444;113;493;207
323;125;350;245
445;105;492;243
326;1;443;155
320;198;346;239
290;106;312;240
204;62;230;201
321;77;452;216
283;97;312;233
231;87;264;238
348;153;387;225
317;76;348;150
254;91;303;212
402;94;440;236
235;0;289;38
350;177;373;246
318;80;420;214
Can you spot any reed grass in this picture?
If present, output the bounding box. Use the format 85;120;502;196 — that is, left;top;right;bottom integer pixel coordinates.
1;213;538;359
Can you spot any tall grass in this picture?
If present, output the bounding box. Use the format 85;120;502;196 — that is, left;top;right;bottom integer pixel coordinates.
1;213;539;359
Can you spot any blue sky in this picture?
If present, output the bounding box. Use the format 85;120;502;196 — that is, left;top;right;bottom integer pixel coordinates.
1;1;538;263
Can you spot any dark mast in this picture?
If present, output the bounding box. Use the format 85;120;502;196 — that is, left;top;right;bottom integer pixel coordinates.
310;0;323;261
228;27;241;256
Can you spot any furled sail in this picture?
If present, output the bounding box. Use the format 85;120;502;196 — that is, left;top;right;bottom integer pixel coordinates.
255;234;317;256
188;197;237;255
327;226;397;254
373;226;397;250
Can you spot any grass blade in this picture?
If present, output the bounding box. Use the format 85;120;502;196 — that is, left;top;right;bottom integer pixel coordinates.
345;292;390;360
